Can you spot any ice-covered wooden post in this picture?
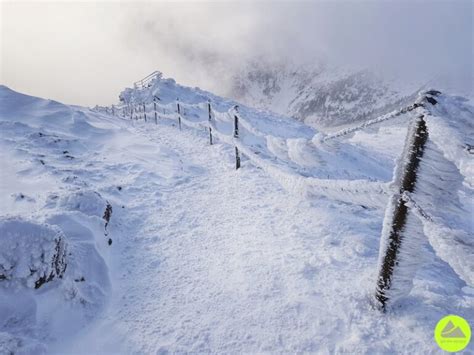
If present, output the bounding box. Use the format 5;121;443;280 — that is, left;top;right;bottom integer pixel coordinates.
375;92;439;311
208;100;213;145
143;103;147;122
233;105;241;170
177;99;182;130
154;97;158;124
112;105;115;116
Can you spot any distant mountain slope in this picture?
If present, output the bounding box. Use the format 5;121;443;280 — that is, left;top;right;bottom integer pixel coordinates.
226;61;421;128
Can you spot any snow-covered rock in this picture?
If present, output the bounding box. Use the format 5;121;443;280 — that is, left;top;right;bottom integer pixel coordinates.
57;190;108;218
0;217;67;289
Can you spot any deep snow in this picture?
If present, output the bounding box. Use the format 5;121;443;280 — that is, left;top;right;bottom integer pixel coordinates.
0;81;473;354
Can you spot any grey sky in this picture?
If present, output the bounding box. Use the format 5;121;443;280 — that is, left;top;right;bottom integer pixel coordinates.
1;1;472;106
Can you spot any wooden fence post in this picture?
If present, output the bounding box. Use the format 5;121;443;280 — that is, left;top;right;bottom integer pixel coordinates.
112;105;115;116
375;114;429;310
143;103;147;122
234;106;241;170
154;97;158;124
208;100;213;145
177;100;182;130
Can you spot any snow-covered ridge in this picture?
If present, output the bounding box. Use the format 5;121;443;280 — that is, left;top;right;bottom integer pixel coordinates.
115;74;406;207
0;77;472;353
115;75;473;209
115;76;473;307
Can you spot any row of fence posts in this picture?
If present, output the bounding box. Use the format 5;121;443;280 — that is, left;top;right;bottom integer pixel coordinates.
123;98;241;170
123;99;164;122
103;90;441;312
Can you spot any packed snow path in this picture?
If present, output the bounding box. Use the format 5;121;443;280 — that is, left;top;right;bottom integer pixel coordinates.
54;120;470;354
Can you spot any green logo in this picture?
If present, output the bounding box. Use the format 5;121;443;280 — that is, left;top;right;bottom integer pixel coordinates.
435;315;471;352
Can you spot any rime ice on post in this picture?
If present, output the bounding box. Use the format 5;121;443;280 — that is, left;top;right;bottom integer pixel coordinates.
375;91;441;310
411;92;474;288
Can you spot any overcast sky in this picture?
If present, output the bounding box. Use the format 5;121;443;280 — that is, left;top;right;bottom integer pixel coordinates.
1;1;472;106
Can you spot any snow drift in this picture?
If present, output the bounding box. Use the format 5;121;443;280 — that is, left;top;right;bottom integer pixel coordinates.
0;86;113;353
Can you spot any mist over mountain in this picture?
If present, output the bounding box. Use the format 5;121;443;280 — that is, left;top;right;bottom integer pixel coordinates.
225;60;420;128
119;1;471;128
3;1;471;108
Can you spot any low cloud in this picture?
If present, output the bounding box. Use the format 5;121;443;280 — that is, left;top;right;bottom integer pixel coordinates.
124;1;473;95
2;1;472;106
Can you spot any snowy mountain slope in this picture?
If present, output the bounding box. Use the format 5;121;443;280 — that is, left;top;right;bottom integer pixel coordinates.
0;82;473;354
226;60;427;129
0;86;128;352
119;73;400;183
122;77;474;297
